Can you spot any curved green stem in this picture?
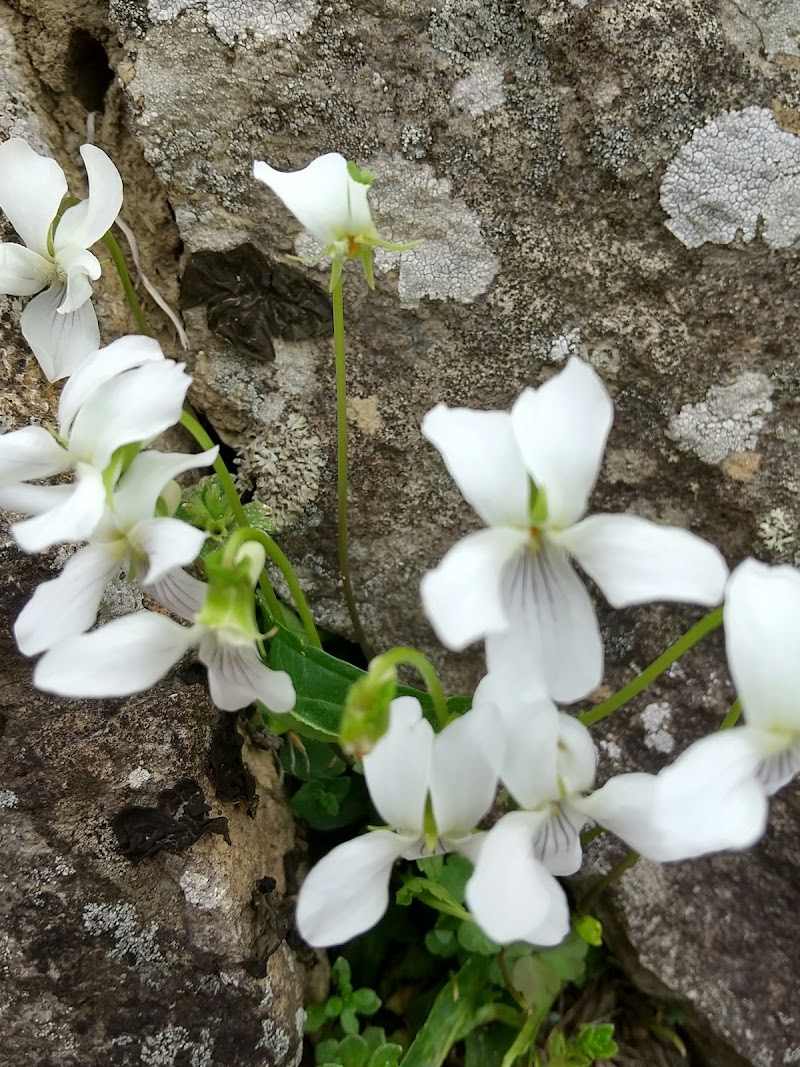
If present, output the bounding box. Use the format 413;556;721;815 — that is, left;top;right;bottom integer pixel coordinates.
578;849;640;915
331;273;374;660
226;527;321;649
719;697;742;730
378;645;449;729
102;229;152;336
579;606;724;727
499;1007;549;1067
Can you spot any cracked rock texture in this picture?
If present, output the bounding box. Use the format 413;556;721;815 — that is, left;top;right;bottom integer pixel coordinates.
2;0;800;1063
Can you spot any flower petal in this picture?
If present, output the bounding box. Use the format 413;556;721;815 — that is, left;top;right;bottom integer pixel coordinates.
11;463;106;552
21;283;100;381
533;802;588;876
485;541;603;704
725;559;800;733
511;357;613;529
113;447;218;529
0;425;69;485
421;405;530;528
558;514;729;608
253;153;373;246
54;144;123;251
33;612;196;697
55;247;100;314
756;741;800;796
14;542;122;655
143;567;207;621
430;702;502;836
555;714;598;794
296;829;412;946
0;482;73;515
0;138;67;256
0;243;48;296
421;528;529;651
70;359;191;468
363;696;433;832
129;517;206;585
199;636;296;713
578;772;659;854
465;810;571;947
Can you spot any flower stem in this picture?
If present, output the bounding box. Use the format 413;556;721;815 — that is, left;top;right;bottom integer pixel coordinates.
499;1007;549;1067
102;229;152;336
331;272;374;660
578;849;640;915
579;606;724;727
719;697;742;730
226;527;322;649
378;646;450;729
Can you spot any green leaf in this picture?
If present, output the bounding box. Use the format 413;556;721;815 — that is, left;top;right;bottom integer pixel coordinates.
316;1038;341;1065
574;1023;618;1059
464;1026;518;1067
366;1045;403;1067
399;956;492;1067
305;1001;328;1032
291;778;351;825
510;954;564;1015
539;931;589;984
280;737;346;781
361;1028;387;1053
340;1008;360;1037
337;1034;369;1067
572;914;603;948
424;921;459;958
395;877;470;920
351;988;381;1015
242;499;276;534
332;956;353;994
325;995;343;1018
456;920;499;956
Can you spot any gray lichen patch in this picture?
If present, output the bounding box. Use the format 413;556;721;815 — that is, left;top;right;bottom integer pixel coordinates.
450;58;507;118
146;0;316;47
82;902;166;975
660;106;800;249
139;1023;215;1066
726;0;800;61
668;372;774;464
0;22;50;150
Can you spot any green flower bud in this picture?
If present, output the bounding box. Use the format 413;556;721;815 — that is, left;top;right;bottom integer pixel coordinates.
339;658;398;757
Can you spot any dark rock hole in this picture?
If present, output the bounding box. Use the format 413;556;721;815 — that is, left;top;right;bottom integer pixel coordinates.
65;30;114;113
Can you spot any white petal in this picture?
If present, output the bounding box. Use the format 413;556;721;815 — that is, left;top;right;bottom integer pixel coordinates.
199;636;296;713
253;153;374;246
70;360;191;468
58;335;164;436
0;138;67;256
558;514;729;608
578;772;659;854
0;243;48;295
129;517;206;585
21;283;100;381
756;741;800;796
0;482;73;515
421;528;529;651
511;358;613;529
54;144;123;251
555;714;598;794
34;612;196;697
465;810;571;947
485;541;603;704
55;247;100;314
143;567;207;621
11;463;106;552
14;542;122;655
725;559;800;734
430;702;502;836
363;696;433;832
533;802;588;876
296;830;412;947
113;447;218;529
421;405;530;528
0;425;69;485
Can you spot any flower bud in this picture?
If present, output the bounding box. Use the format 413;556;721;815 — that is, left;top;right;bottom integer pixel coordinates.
339;658;398;757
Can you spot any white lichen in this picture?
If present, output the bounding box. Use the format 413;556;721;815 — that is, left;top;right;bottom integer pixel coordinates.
0;790;19;808
179;871;229;911
127;766;153;789
668;372;773;465
140;1024;214;1067
731;1;800;61
660;106;800;249
545;327;583;363
82;902;165;971
641;702;675;755
598;738;622;761
146;0;315;46
758;507;796;555
450;58;507;118
256;1018;291;1063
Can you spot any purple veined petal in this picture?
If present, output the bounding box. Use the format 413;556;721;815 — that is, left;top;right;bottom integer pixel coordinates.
511;357;614;530
430;701;503;836
33;611;197;698
14;542;123;655
725;559;800;735
0;138;67;257
0;243;49;296
465;810;571;947
755;739;800;796
198;635;296;713
143;567;208;621
421;405;530;528
129;517;206;585
532;801;588;876
253;153;373;247
421;528;529;652
0;482;73;515
295;829;414;947
55;247;101;314
54;144;123;251
11;462;106;553
557;514;729;609
485;539;603;704
58;335;164;436
70;359;192;468
363;696;434;833
0;425;69;486
112;447;218;528
21;283;100;381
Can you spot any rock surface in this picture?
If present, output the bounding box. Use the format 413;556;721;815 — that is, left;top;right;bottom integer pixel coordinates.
1;0;800;1062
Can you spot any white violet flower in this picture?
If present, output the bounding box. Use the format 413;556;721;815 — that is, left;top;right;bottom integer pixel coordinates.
420;357;729;702
0;335;192;554
0;138;123;380
295;696;501;946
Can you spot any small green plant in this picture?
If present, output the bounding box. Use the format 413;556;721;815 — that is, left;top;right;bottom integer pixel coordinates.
306;958;402;1067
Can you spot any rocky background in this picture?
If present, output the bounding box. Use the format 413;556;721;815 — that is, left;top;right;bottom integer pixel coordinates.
1;0;799;1064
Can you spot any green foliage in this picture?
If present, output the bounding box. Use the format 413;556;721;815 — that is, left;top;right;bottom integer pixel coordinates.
572;914;604;948
315;1027;403;1067
177;475;275;555
542;1022;619;1066
307;957;383;1044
